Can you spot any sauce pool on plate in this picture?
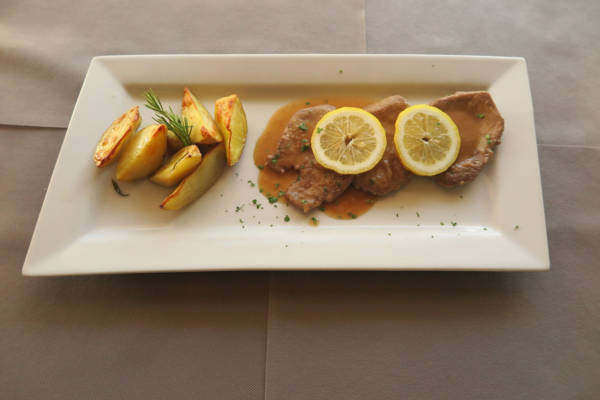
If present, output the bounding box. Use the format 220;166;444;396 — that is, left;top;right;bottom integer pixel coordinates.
253;97;377;219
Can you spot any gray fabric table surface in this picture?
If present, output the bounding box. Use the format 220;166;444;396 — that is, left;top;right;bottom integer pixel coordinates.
1;1;599;399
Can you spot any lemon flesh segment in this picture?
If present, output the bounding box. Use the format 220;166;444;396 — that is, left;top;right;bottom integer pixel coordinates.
394;105;460;176
311;107;386;175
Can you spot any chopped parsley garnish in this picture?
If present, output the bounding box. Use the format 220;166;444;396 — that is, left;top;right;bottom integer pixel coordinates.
440;222;445;226
369;178;375;185
275;183;280;189
235;205;244;212
486;134;492;145
296;175;301;182
483;227;488;231
305;101;311;105
323;187;328;193
416;211;420;217
271;154;280;164
278;191;286;197
316;127;323;134
284;215;290;222
348;212;357;219
318;206;326;211
387;233;391;236
257;164;264;170
298;122;308;131
268;195;278;204
338;69;343;74
451;221;457;227
395;213;399;218
365;199;375;204
311;217;318;224
514;225;520;230
301;200;308;204
247;180;255;187
477;113;485;119
251;199;263;209
239;218;244;224
301;144;310;152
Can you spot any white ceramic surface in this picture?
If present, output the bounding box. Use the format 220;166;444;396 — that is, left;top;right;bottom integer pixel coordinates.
22;55;549;275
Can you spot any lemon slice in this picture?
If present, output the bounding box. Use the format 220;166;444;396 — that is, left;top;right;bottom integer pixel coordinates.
394;104;460;176
311;107;386;175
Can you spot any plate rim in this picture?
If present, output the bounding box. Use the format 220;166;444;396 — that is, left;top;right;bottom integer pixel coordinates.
22;54;549;276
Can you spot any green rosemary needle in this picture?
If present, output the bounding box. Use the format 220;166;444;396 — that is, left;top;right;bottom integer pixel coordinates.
143;89;192;146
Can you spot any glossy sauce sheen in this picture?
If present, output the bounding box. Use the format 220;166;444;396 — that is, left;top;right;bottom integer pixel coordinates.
254;98;377;219
443;110;481;163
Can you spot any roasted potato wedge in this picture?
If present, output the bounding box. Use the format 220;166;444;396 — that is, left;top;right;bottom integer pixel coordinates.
167;130;184;153
181;88;223;144
150;145;202;187
116;124;167;181
215;94;248;166
160;144;226;210
94;106;141;167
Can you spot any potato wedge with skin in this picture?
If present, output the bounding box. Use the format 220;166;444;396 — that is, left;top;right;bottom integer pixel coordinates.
94;106;141;167
167;130;184;153
116;124;167;181
181;88;223;144
215;94;248;166
161;144;226;210
150;145;202;187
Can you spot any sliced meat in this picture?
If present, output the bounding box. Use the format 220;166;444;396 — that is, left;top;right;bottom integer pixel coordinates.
286;165;353;212
353;95;413;195
431;91;504;188
267;104;352;212
268;104;335;173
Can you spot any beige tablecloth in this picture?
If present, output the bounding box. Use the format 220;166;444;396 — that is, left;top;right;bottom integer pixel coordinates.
1;1;599;399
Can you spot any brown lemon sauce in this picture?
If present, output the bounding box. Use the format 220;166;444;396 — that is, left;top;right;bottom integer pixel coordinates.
253;97;377;219
443;110;482;163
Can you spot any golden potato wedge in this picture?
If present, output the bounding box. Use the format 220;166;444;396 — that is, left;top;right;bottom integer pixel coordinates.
215;94;248;166
116;124;167;181
150;145;202;187
161;144;226;210
166;130;185;153
94;106;141;167
181;88;223;144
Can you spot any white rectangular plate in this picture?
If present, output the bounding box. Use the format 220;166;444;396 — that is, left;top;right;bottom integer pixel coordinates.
23;55;549;275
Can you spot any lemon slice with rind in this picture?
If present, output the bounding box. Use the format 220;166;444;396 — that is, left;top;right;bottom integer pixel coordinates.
394;104;460;176
311;107;386;175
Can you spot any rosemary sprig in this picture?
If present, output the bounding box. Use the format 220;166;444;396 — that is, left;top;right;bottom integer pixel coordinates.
111;179;129;197
143;89;192;146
